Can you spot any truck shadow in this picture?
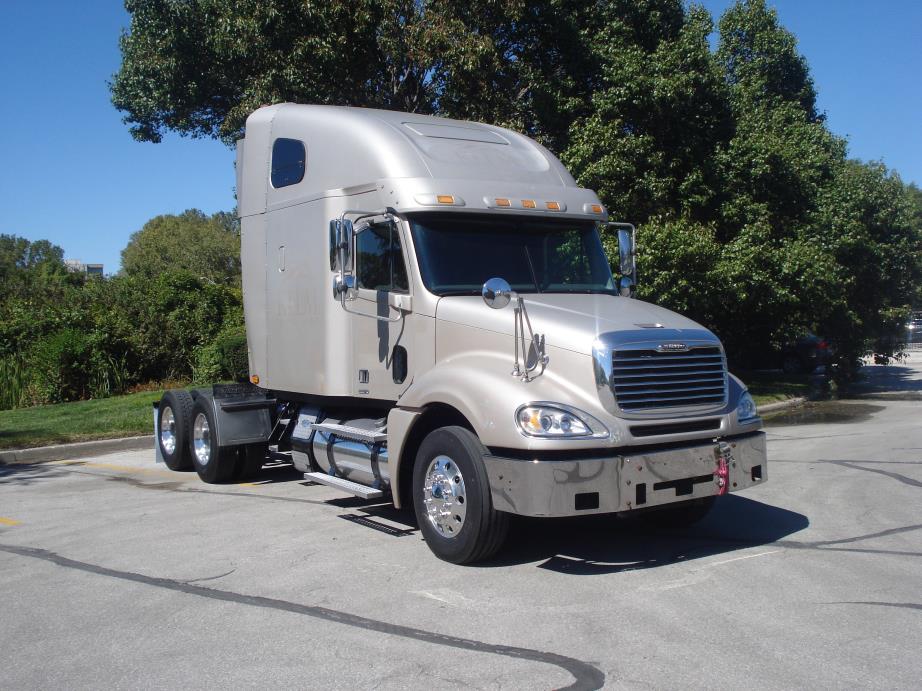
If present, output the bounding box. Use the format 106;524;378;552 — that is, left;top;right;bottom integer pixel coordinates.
849;360;922;394
490;495;809;573
0;461;67;486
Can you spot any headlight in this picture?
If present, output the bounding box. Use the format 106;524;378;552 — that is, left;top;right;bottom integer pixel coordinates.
515;403;611;439
736;391;758;422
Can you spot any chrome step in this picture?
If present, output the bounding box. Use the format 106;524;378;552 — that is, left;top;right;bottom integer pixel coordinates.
310;422;387;444
304;472;384;500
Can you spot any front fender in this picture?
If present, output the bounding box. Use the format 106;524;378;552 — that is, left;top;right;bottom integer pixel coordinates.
400;330;618;450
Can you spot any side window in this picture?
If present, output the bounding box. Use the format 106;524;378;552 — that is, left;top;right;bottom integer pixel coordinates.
356;223;409;293
271;138;305;188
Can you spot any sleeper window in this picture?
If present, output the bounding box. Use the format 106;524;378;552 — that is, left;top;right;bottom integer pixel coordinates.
270;138;306;188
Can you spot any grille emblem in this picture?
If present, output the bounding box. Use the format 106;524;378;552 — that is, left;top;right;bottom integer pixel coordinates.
657;343;689;352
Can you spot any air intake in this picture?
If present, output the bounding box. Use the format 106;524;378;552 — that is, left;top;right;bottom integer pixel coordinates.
611;346;727;412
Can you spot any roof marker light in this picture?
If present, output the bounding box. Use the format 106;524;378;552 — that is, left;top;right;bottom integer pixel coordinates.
522;199;537;209
545;201;561;211
495;198;512;207
436;195;456;204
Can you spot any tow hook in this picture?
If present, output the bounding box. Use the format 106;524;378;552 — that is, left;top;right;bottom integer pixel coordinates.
715;441;733;495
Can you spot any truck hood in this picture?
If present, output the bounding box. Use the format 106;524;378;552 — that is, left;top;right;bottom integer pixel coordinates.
435;294;716;355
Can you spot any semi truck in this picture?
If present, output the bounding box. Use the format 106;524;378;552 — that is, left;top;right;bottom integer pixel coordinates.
154;104;767;564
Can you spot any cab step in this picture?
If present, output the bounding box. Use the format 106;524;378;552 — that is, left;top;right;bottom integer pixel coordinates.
310;421;387;444
304;471;384;500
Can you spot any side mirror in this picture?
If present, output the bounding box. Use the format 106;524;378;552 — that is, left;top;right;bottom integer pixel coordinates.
482;277;513;309
609;223;636;297
339;219;354;269
331;217;355;299
329;219;354;270
618;227;634;277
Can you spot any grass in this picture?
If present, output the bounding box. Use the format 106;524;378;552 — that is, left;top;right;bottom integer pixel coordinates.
0;390;162;450
741;371;812;407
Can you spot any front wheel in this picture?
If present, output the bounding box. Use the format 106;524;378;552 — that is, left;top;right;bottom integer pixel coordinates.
412;426;508;564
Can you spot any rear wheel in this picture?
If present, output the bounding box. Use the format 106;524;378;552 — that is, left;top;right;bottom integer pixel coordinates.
189;398;237;484
412;426;508;564
158;390;194;471
231;444;266;481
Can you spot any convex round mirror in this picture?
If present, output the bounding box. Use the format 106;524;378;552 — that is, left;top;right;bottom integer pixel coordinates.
482;277;513;309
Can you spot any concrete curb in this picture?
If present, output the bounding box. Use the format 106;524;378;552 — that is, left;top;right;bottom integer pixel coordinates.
0;435;154;466
757;397;806;414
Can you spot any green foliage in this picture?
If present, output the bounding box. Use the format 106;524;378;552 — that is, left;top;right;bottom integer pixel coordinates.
121;209;240;285
717;0;818;118
0;355;28;410
564;2;732;224
110;0;607;150
0;214;244;409
193;320;248;384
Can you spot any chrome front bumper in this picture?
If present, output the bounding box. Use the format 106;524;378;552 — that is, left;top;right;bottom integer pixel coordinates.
484;432;767;517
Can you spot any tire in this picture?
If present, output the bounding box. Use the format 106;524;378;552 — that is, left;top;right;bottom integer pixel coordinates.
157;390;194;471
643;496;716;529
412;426;509;564
189;398;237;484
231;444;266;481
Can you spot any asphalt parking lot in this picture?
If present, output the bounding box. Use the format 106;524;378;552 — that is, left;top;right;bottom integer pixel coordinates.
2;358;921;690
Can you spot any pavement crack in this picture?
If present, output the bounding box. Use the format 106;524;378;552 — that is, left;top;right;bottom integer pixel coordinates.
0;543;605;691
825;461;922;488
66;468;334;506
830;601;922;612
800;523;922;547
183;568;236;584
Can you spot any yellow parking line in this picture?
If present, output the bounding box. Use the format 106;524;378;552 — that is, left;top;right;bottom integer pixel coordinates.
0;516;21;527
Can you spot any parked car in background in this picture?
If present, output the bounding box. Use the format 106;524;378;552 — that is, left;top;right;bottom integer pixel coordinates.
906;312;922;349
731;333;831;374
779;333;832;374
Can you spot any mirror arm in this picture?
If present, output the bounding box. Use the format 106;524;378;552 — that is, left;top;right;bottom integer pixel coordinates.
333;208;404;323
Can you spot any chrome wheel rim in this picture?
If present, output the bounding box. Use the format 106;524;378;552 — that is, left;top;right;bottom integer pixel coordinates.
160;406;176;455
422;455;467;538
193;413;211;466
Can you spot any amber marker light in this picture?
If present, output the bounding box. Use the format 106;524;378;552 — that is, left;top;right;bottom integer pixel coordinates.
545;201;561;211
495;198;511;207
250;374;260;385
436;195;456;204
590;204;603;214
522;199;537;209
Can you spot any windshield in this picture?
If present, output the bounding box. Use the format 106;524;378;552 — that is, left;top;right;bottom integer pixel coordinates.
409;214;616;296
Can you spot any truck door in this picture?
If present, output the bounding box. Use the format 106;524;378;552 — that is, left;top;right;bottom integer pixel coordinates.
351;220;414;400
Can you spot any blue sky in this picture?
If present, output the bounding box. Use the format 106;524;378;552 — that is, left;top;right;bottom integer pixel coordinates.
1;1;920;274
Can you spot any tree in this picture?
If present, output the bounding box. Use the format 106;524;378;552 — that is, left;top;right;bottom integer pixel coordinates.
807;161;922;368
564;1;732;225
717;0;818;119
120;209;240;284
110;0;604;151
0;235;69;300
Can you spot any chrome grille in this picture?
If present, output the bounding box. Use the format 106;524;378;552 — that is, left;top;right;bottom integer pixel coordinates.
611;346;727;411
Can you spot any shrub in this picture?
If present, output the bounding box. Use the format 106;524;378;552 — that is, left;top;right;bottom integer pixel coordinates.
193;322;248;384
